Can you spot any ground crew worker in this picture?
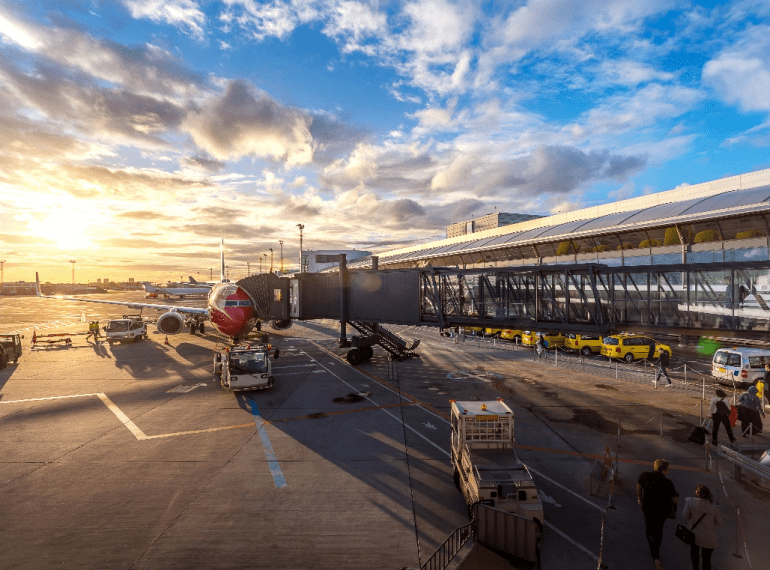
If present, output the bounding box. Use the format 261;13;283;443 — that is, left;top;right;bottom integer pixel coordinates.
86;321;100;342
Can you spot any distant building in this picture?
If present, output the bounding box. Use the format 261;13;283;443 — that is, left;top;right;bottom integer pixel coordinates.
447;212;543;239
301;249;372;273
0;281;36;296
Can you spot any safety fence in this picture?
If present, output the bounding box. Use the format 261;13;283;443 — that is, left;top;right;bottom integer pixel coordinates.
406;504;539;570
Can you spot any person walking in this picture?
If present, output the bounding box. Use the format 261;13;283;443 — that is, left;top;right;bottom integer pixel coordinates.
682;484;723;570
655;349;672;387
709;389;736;446
536;335;545;359
737;386;764;436
760;365;769;410
636;459;679;570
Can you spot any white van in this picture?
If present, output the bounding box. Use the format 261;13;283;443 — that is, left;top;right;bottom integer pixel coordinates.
711;347;770;389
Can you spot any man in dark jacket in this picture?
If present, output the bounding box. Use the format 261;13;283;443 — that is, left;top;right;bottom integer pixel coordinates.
637;459;679;570
655;350;672;386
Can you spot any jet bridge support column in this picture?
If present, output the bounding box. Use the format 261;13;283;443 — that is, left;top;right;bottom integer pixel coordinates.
339;254;351;348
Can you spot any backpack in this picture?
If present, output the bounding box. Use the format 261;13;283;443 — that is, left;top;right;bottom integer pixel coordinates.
715;398;730;417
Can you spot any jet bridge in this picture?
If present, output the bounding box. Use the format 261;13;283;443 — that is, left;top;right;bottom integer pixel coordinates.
237;258;770;363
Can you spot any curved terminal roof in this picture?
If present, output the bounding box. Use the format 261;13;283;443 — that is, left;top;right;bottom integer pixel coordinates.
347;168;770;269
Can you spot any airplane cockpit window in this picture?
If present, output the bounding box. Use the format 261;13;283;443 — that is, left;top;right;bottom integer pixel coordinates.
210;283;239;312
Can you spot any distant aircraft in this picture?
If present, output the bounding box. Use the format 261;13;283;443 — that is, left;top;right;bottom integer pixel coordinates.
35;240;281;340
188;276;216;287
140;282;210;297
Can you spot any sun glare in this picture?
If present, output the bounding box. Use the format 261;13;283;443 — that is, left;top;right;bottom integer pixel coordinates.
28;210;96;250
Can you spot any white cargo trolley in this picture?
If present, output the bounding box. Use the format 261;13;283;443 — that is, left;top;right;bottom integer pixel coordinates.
450;399;543;527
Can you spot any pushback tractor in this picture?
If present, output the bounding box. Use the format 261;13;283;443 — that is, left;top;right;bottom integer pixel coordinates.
450;399;543;529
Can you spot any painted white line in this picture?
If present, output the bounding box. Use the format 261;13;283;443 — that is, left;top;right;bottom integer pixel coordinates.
527;466;604;512
306;349;448;458
95;394;148;441
1;392;147;441
543;520;599;562
0;393;102;404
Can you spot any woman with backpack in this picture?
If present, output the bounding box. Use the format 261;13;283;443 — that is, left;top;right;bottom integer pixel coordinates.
709;389;736;446
682;485;723;570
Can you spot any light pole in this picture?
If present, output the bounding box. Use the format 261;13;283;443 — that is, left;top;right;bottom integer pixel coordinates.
279;240;283;273
247;262;250;277
297;224;304;273
263;253;267;274
269;248;273;273
0;260;5;292
258;257;262;274
69;260;76;287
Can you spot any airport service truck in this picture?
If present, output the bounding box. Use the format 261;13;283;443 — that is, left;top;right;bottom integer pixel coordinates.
451;399;543;527
0;334;23;369
213;344;275;391
104;317;148;344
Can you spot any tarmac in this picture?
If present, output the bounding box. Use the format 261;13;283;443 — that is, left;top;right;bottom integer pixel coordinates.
1;294;768;570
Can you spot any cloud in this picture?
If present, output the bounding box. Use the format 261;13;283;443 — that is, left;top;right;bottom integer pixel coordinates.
182;156;226;172
183;80;316;165
123;0;207;40
578;83;704;136
0;7;205;97
431;145;646;195
702;25;770;114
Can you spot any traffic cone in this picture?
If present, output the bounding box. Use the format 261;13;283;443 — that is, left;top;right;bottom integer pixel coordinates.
164;335;170;346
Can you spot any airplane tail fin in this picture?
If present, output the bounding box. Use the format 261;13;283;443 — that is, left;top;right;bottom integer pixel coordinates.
189;276;199;284
35;272;42;296
220;238;226;282
140;282;156;292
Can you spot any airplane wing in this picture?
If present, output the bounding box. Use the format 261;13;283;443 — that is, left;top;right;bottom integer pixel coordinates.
35;273;208;316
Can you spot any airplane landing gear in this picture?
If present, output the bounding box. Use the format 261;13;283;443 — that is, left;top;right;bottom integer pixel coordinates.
346;346;374;365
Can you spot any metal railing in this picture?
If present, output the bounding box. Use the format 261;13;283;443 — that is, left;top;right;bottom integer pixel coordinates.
717;444;770;484
417;520;472;570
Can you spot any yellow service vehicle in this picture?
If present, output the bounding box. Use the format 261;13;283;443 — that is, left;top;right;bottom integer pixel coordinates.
564;333;603;356
522;331;565;348
499;329;525;343
600;334;672;363
484;328;505;337
450;399;543;527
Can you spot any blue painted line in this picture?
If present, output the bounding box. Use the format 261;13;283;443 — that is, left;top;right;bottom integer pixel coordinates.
247;398;287;488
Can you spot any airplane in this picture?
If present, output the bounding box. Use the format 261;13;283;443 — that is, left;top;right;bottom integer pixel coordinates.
188;276;215;287
35;240;289;341
140;282;210;298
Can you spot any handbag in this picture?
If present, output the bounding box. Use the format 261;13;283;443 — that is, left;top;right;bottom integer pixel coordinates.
676;513;706;545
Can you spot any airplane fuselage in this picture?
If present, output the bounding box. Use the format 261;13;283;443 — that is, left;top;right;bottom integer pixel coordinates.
206;282;256;338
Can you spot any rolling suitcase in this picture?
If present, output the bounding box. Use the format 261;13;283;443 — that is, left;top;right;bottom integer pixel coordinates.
688;419;711;445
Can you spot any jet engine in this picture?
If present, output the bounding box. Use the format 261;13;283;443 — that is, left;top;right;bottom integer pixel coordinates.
270;319;293;330
156;312;185;334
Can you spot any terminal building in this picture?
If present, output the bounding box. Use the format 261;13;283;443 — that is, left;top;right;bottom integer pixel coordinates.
347;168;770;271
446;212;543;239
301;249;372;273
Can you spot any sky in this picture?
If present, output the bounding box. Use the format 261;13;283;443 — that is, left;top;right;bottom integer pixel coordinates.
1;0;770;283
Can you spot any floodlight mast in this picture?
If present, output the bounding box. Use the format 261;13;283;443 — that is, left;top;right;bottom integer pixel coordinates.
297;224;304;273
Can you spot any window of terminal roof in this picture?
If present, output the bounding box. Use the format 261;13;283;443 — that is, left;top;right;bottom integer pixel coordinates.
618;197;703;226
572;209;645;233
536;218;597;239
506;224;557;244
679;185;770;216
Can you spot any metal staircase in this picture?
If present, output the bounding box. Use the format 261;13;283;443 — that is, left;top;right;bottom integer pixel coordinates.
347;321;421;364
